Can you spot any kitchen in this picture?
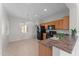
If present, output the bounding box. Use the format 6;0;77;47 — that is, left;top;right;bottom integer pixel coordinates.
37;16;77;56
0;3;78;56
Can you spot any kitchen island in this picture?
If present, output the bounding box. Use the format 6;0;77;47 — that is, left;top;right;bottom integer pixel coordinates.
39;35;77;56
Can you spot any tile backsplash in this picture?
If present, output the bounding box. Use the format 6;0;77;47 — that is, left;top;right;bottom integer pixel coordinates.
56;30;69;34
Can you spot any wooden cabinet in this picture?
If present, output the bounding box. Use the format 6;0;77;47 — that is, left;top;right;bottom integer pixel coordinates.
40;16;69;30
55;19;63;29
39;42;52;56
57;19;63;29
54;17;69;30
63;16;69;29
54;21;58;29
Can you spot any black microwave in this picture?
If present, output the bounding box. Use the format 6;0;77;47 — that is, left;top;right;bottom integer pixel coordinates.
48;25;55;30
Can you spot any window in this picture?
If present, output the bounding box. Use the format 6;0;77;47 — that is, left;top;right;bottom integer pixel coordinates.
20;23;28;33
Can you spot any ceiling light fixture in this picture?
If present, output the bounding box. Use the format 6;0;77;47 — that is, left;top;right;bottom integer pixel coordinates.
43;9;47;11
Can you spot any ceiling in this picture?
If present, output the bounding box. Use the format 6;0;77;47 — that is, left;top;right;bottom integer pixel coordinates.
3;3;69;20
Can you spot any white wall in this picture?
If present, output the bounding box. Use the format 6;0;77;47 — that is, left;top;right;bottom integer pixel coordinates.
0;3;9;56
66;4;77;29
0;3;3;56
71;3;79;56
8;16;38;42
2;5;9;56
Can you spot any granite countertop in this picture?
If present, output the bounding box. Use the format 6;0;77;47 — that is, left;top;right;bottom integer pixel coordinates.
39;35;77;53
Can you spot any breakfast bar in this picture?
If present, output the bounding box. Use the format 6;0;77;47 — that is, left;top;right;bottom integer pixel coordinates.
39;35;77;56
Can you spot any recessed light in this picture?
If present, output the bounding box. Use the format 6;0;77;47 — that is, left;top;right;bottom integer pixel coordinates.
43;9;47;11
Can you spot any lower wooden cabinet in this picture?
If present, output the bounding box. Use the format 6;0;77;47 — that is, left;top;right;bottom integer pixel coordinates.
39;43;52;56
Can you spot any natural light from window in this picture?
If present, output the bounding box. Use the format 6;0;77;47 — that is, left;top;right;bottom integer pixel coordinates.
20;23;28;33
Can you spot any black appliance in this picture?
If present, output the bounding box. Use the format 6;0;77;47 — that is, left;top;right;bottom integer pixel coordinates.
47;31;57;38
47;25;57;38
48;25;55;30
37;26;46;40
41;26;46;33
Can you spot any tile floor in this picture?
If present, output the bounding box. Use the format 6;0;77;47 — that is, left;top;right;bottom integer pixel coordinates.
5;39;39;56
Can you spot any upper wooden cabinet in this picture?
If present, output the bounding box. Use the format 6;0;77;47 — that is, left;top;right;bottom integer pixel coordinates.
63;16;69;29
55;16;69;29
55;19;63;29
41;16;69;30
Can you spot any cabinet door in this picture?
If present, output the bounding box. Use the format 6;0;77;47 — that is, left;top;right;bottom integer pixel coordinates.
55;21;59;29
59;19;63;29
63;16;69;29
55;17;69;30
55;19;63;30
39;43;52;56
47;21;55;26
